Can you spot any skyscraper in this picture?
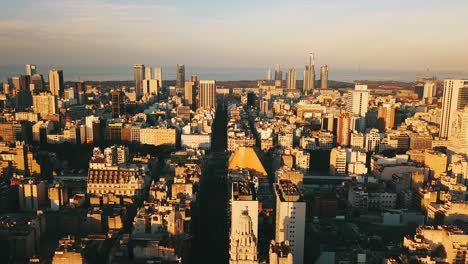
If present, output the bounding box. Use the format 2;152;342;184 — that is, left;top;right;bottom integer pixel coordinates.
286;68;296;89
303;65;309;93
191;74;199;82
177;64;185;88
320;65;329;89
274;64;282;81
144;66;152;80
274;180;306;264
304;52;315;94
133;64;145;97
111;90;125;118
154;66;163;88
198;80;216;109
25;64;37;76
33;92;57;117
267;67;272;81
31;74;45;92
440;79;468;139
346;84;369;132
229;210;258;264
184;81;195;107
48;69;64;97
377;104;396;131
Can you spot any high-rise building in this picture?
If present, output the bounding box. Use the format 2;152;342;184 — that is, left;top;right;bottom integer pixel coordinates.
330;147;347;176
25;64;37;76
286;68;296;89
274;64;282;81
133;64;145;97
448;106;468;155
346;84;369;132
440;79;468;139
19;179;47;211
365;128;382;152
274;180;306;264
267;67;272;81
191;74;199;82
154;66;163;88
199;80;216;109
111;90;125;118
337;112;351;146
33;92;57;117
184;81;195;107
423;79;437;100
145;66;152;80
303;52;315;94
31;74;45;92
177;64;185;88
320;65;329;89
49;69;64;97
377;104;396;131
229;209;258;264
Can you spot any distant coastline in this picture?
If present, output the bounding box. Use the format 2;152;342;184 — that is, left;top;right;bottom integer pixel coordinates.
1;64;467;83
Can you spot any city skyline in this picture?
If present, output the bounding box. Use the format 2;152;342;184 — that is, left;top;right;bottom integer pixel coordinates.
1;0;468;74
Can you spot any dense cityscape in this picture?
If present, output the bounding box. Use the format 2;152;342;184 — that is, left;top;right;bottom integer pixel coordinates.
0;56;467;264
2;1;468;263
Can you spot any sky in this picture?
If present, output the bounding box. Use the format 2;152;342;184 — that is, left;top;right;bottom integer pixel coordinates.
1;0;468;74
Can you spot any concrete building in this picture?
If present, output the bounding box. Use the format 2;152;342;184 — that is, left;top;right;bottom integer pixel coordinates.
184;81;195;107
440;79;468;139
154;66;162;88
32;92;56;117
19;179;47;211
176;64;185;88
320;65;328;89
269;240;293;264
274;180;306;264
111;90;125;118
377;104;396;131
139;127;177;147
48;69;64;97
133;64;145;97
286;68;296;89
229;209;258;264
346;84;369;132
330;147;347;176
25;64;37;76
198;80;216;109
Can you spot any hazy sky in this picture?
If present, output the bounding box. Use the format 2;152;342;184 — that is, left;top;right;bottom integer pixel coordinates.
1;0;467;72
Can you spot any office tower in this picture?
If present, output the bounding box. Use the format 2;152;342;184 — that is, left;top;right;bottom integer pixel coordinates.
365;128;382;152
133;64;145;97
31;74;45;92
377;104;395;131
177;64;185;88
449;106;468;155
423;79;437;100
274;180;306;264
267;67;272;81
154;66;163;88
303;66;309;93
76;80;86;93
33;92;57;117
320;65;329;89
25;64;37;76
337;112;351;146
48;182;68;211
145;66;152;80
286;68;296;89
49;69;64;97
274;64;282;81
199;80;216;109
330;147;347;176
304;52;315;94
184;81;195;107
18;179;47;211
111;90;125;118
440;79;468;139
229;209;258;264
346;84;369;132
191;74;199;82
16;90;33;111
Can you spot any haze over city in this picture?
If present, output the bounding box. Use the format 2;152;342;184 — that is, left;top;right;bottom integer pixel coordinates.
1;0;468;80
1;1;468;264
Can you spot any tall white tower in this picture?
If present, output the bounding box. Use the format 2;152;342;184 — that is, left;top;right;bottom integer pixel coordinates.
229;209;258;264
440;79;468;139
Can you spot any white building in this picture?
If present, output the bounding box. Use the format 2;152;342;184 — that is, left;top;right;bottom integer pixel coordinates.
199;80;216;109
274;180;306;264
346;84;369;131
440;79;468;139
32;92;57;117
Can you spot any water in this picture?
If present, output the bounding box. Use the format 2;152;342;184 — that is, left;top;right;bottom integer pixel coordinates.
1;64;467;83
